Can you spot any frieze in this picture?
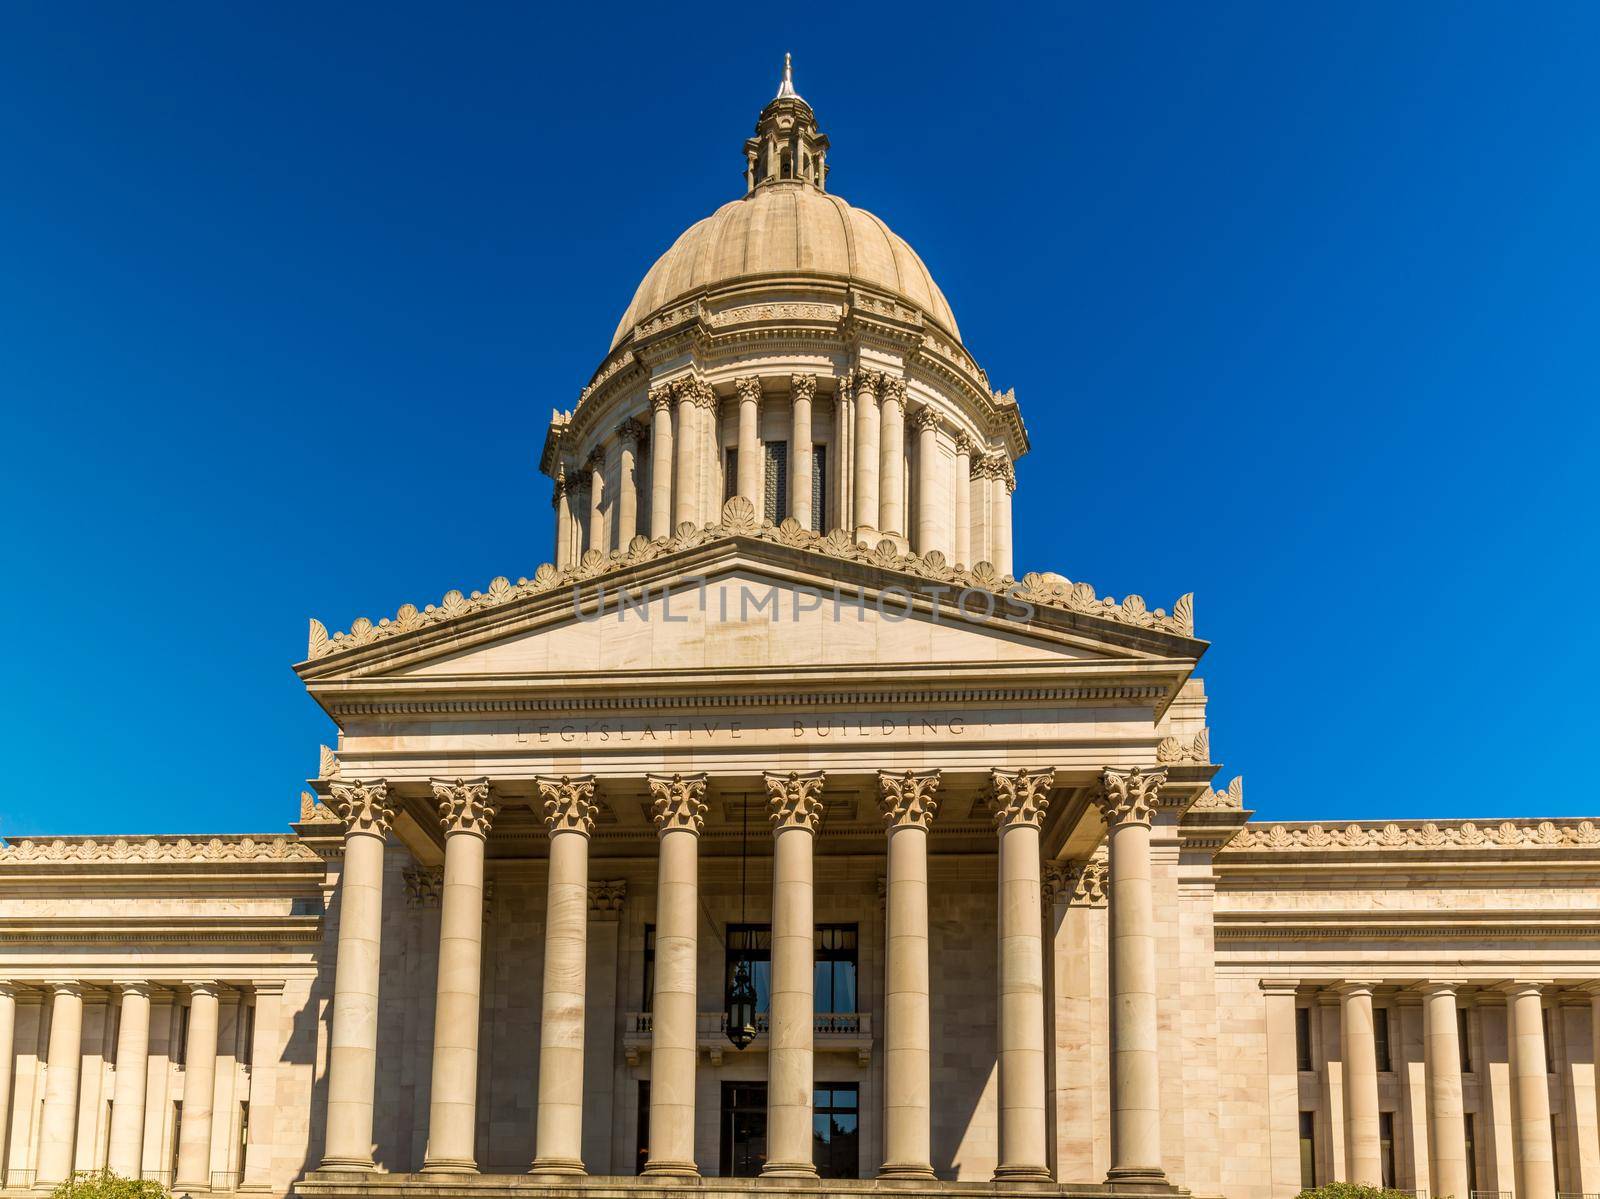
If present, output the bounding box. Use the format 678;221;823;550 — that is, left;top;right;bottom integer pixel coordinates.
1225;818;1600;852
0;836;320;864
705;302;841;327
307;498;1196;662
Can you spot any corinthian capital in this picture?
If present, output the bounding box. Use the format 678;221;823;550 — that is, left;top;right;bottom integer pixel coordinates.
329;779;394;837
852;368;883;400
735;376;762;404
649;772;708;835
537;775;598;837
432;777;496;838
617;417;645;449
991;768;1055;830
790;373;816;403
588;879;627;912
909;405;941;434
880;375;907;408
1095;766;1169;829
649;384;673;412
878;769;941;830
767;770;826;832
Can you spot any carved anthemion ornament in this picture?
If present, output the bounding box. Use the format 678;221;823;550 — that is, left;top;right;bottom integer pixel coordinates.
1191;775;1244;811
991;767;1055;829
1228;817;1600;852
877;769;942;830
1157;728;1210;765
433;777;497;838
767;770;826;832
0;835;319;864
1096;767;1169;829
649;772;708;834
538;775;598;836
329;779;395;836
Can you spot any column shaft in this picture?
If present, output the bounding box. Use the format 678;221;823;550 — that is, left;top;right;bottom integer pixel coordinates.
953;440;972;565
764;770;825;1178
737;378;762;513
673;392;699;527
650;391;674;538
552;480;572;570
1424;984;1469;1199
616;427;640;546
176;984;220;1189
0;985;14;1183
533;778;596;1174
790;376;815;530
643;774;706;1177
107;983;152;1177
993;463;1014;577
322;781;393;1170
587;449;606;553
878;380;906;539
1508;985;1556;1199
241;983;285;1191
37;984;84;1186
1341;984;1383;1186
852;374;881;534
913;412;941;556
995;809;1050;1180
425;781;493;1173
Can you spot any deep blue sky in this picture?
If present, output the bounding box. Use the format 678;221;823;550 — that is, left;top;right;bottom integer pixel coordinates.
4;3;1597;835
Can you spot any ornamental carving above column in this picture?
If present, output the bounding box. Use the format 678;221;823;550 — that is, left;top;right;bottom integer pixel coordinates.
648;772;708;834
954;432;977;458
329;779;394;836
790;373;816;403
1095;766;1169;829
735;376;762;403
991;767;1054;829
1044;858;1106;906
767;770;826;832
588;880;627;912
585;446;606;473
852;368;883;400
537;775;598;837
878;769;941;830
432;777;496;838
910;406;941;434
617;418;645;449
881;375;907;408
649;385;673;412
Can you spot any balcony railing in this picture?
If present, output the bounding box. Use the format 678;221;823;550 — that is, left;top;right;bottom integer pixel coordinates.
1470;1191;1513;1199
624;1011;871;1065
211;1171;241;1192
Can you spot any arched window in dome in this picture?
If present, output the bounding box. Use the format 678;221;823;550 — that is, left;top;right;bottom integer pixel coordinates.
780;148;792;179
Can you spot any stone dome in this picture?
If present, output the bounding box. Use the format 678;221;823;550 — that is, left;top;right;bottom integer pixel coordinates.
610;63;959;350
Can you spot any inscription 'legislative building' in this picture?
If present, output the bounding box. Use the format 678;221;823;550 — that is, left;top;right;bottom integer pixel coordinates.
2;57;1595;1199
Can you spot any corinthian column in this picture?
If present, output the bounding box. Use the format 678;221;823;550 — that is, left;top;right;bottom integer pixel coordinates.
852;370;881;536
1422;982;1469;1199
0;984;13;1178
992;768;1054;1182
322;779;394;1170
878;376;907;540
650;387;674;538
878;770;941;1179
735;377;762;513
552;473;573;570
175;981;220;1190
790;374;816;530
586;446;607;553
642;773;708;1177
1096;766;1168;1185
1506;982;1556;1199
953;435;973;566
763;770;826;1178
36;982;84;1186
532;776;598;1175
1339;981;1383;1186
993;457;1015;577
616;420;643;546
423;778;496;1172
107;981;152;1177
673;381;700;528
911;407;942;557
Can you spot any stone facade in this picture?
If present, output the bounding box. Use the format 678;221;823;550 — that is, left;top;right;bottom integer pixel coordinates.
2;57;1594;1199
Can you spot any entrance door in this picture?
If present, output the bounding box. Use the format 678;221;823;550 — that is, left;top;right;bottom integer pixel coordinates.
719;1082;767;1177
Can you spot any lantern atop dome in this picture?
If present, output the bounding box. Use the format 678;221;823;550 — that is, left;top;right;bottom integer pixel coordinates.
744;54;829;193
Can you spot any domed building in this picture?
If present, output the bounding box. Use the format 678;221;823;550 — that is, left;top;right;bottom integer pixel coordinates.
1;58;1596;1199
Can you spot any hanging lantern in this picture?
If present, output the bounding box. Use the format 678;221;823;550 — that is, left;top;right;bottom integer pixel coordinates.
726;955;758;1050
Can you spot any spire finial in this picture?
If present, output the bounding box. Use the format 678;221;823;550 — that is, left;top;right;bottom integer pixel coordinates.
776;52;798;100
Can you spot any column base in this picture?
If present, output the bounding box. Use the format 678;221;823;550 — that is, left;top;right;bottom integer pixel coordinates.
528;1158;587;1176
993;1165;1053;1183
1106;1166;1171;1187
639;1159;700;1178
761;1161;820;1179
878;1163;938;1180
317;1158;376;1172
420;1158;479;1174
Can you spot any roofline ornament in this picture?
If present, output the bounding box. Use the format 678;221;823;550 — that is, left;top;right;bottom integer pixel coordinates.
305;500;1195;663
1227;818;1600;853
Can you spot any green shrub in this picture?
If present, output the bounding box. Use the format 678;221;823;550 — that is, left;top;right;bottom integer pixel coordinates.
1296;1185;1424;1199
51;1171;170;1199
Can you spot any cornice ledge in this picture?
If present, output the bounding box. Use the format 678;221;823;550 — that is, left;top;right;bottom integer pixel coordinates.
1223;817;1600;854
305;498;1196;666
0;835;321;866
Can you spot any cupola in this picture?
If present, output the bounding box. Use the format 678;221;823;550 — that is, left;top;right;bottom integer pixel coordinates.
744;54;829;192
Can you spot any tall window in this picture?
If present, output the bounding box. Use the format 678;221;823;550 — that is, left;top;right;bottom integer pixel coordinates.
810;445;827;532
642;925;656;1012
1543;1007;1556;1073
174;1006;190;1067
724;449;738;504
1378;1111;1396;1188
1295;1007;1313;1071
720;1082;768;1177
813;1084;859;1178
1373;1007;1392;1072
814;925;858;1013
726;925;773;1015
240;1004;255;1066
1464;1113;1478;1196
1298;1112;1316;1190
763;441;788;522
636;1081;651;1175
1459;1007;1472;1072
